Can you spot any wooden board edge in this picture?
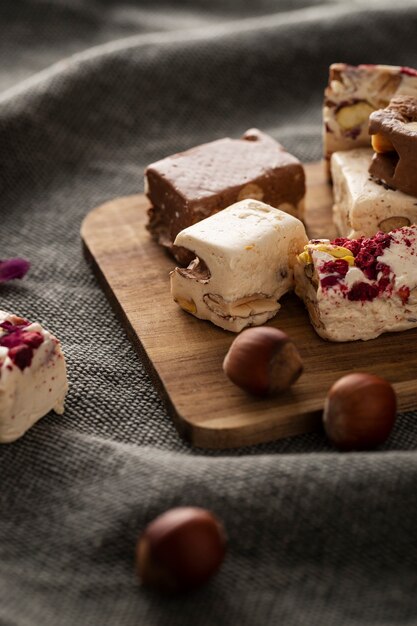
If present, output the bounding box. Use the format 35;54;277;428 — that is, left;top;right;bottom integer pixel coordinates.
188;410;323;449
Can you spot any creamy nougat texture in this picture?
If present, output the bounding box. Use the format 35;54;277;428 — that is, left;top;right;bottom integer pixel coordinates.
0;311;68;442
170;199;308;332
331;149;417;239
295;227;417;342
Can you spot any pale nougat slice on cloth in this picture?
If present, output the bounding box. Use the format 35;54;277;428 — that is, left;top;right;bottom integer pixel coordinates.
295;226;417;342
323;63;417;163
331;148;417;239
170;199;308;332
0;311;68;443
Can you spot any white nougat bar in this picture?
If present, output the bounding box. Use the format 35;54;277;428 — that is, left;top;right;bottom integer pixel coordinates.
170;199;308;332
331;149;417;239
295;227;417;342
0;311;68;442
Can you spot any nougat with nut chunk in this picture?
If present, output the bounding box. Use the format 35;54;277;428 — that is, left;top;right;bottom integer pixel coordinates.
331;148;417;239
170;199;308;333
323;63;417;163
369;96;417;197
295;226;417;342
145;129;305;264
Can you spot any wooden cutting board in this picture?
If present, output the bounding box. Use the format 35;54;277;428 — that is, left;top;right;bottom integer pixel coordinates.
81;162;417;449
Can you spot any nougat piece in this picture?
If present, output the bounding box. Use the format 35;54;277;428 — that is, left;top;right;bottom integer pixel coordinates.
170;199;308;332
331;148;417;238
323;63;417;162
294;227;417;342
0;312;68;442
145;129;305;263
369;96;417;197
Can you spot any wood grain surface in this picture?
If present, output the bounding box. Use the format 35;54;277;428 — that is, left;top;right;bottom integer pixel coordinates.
81;161;417;449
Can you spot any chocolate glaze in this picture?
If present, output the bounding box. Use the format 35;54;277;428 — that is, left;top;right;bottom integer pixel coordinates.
145;129;305;262
369;96;417;198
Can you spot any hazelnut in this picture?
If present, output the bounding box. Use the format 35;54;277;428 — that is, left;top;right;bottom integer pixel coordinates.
174;297;197;314
378;216;410;233
136;507;226;593
237;183;264;202
335;101;374;131
371;132;395;154
223;326;303;396
323;373;397;450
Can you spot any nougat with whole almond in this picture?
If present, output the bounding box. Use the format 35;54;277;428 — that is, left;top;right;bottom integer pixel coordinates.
323;63;417;162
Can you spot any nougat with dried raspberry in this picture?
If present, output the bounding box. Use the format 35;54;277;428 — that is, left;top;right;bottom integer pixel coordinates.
295;226;417;342
0;311;68;442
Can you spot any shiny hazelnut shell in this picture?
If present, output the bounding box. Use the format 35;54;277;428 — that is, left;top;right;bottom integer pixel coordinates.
223;327;303;396
323;373;397;450
136;507;226;592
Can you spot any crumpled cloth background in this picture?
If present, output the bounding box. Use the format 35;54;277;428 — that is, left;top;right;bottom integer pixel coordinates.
1;1;417;624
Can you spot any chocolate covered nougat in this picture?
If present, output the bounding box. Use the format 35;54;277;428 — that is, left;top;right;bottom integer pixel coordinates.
323;63;417;162
369;96;417;197
145;129;305;263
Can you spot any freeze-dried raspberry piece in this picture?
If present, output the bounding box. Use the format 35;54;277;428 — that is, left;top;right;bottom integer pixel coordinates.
320;275;341;289
347;282;379;301
321;259;350;276
0;310;68;442
378;276;391;293
398;286;410;305
296;225;417;341
8;345;33;371
0;320;29;333
22;332;44;349
0;327;44;369
332;237;362;257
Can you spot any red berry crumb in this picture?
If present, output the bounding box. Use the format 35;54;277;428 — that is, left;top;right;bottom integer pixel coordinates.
398;286;410;305
0;321;44;370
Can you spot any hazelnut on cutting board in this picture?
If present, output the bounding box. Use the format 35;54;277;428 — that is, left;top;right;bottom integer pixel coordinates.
223;326;303;396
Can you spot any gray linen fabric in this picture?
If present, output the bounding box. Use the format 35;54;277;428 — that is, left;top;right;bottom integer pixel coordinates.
1;1;417;624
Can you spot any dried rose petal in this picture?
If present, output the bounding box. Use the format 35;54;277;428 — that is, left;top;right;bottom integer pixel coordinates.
0;258;30;283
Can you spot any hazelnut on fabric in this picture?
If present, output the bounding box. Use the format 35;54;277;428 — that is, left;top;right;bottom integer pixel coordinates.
136;507;227;593
323;372;397;450
223;326;303;396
